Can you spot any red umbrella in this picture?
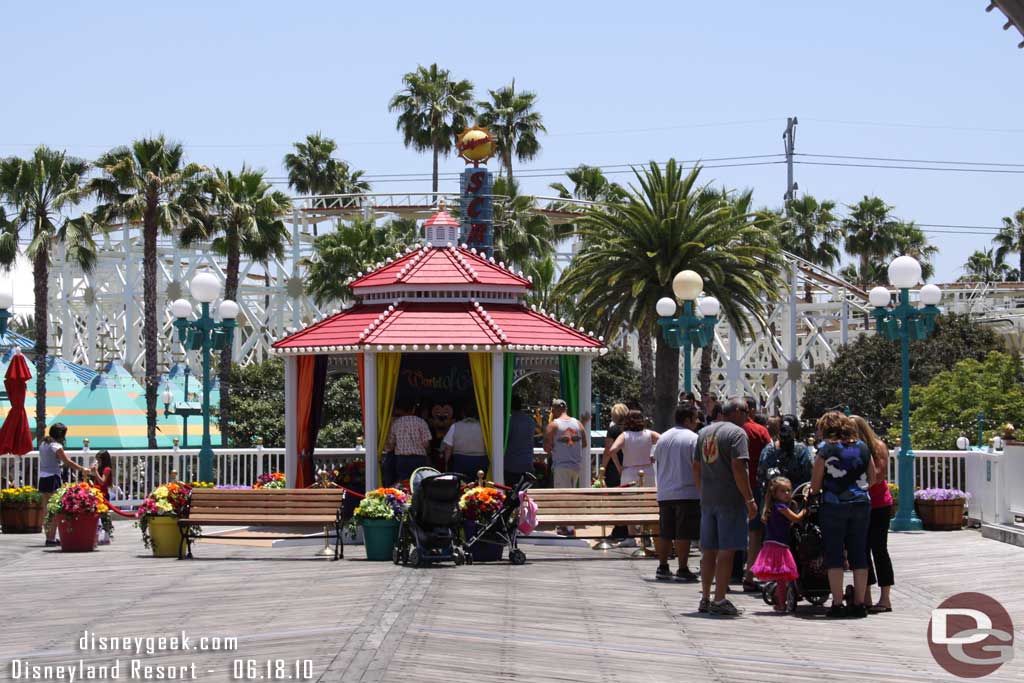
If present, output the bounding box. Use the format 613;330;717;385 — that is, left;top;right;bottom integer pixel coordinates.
0;353;34;455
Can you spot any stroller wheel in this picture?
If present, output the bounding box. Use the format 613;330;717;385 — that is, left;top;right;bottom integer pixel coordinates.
392;546;401;565
807;593;829;606
409;548;422;568
454;548;466;566
762;582;777;606
509;549;526;565
785;583;798;613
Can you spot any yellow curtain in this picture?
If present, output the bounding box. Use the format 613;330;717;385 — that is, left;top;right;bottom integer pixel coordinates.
468;353;492;460
376;353;402;454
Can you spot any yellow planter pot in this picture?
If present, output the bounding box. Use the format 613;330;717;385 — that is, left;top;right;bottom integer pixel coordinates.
148;516;184;557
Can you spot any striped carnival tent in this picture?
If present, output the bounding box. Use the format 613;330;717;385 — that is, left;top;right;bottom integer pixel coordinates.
54;372;174;449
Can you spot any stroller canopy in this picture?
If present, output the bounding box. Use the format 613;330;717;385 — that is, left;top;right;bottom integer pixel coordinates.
410;467;463;528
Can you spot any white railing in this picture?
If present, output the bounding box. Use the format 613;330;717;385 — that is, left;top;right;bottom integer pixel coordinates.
0;446;608;505
888;449;968;492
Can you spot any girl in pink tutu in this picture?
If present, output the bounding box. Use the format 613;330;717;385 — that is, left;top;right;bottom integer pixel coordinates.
751;477;806;611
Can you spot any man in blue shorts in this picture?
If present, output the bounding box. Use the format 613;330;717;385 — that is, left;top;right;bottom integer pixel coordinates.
694;398;758;616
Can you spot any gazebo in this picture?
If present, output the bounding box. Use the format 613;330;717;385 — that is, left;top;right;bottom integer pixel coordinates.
271;206;606;490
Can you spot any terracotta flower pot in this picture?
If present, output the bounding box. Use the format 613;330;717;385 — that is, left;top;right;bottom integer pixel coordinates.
57;512;100;552
914;499;966;531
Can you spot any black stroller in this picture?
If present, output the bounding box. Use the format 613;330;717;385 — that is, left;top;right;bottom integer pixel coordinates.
761;482;831;612
393;467;469;567
462;472;536;565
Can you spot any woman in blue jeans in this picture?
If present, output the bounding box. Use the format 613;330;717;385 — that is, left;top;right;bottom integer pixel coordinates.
810;411;876;619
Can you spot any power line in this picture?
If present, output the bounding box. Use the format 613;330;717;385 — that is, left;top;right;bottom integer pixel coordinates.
795;160;1024;175
800;152;1024;169
801;117;1024;135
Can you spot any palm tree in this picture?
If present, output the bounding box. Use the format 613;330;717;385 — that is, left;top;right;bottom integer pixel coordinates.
490;177;555;272
774;195;842;301
891;221;937;281
90;136;208;448
476;80;547;183
283;133;369;231
549;165;628;204
0;146;96;443
555;160;783;429
842;196;900;286
994;208;1024;280
305;218;421;306
960;248;1007;282
389;64;475;193
180;166;292;442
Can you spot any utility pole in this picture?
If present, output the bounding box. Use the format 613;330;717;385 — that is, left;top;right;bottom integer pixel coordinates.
783;116;798;214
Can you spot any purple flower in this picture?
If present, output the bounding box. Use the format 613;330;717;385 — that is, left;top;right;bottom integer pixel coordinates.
914;487;970;501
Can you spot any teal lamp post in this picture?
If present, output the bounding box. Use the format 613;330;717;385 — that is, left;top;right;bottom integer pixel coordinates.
170;273;238;483
655;270;720;394
868;255;942;532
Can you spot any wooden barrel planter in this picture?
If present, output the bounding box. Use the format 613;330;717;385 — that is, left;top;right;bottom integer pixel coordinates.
914;499;966;531
1;501;45;533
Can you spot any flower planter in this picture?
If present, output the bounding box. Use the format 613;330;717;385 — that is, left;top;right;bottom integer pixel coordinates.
1;501;45;533
464;520;504;562
147;516;184;557
362;518;399;561
57;512;99;552
915;499;966;531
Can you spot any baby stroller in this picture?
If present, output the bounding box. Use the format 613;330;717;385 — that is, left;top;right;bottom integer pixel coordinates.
462;472;537;565
761;481;831;612
393;467;469;567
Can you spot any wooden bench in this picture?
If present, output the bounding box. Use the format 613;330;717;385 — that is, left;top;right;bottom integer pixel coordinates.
178;489;347;560
527;487;660;541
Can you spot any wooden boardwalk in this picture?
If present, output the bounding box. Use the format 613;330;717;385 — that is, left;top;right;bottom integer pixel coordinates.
1;523;1021;682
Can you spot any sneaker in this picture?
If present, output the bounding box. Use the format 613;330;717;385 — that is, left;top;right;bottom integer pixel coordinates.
655;564;673;581
614;537;637;548
698;597;710;613
826;603;847;619
44;540;60;547
707;599;743;616
847;603;868;619
742;579;762;593
674;568;699;582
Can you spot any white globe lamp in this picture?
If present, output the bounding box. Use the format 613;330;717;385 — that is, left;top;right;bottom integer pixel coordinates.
956;435;970;451
190;273;221;304
171;299;193;319
888;256;922;289
868;286;891;308
672;270;704;301
698;296;721;317
162;388;175;407
919;283;942;306
0;291;13;310
219;299;240;320
656;297;677;317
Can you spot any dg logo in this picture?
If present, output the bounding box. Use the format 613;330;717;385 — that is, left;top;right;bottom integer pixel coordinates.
928;592;1015;678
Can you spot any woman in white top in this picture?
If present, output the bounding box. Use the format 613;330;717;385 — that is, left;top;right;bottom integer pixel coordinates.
442;401;489;480
604;410;660;486
38;422;89;546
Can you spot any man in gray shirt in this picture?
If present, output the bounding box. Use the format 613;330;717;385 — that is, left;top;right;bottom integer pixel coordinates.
694;398;757;616
653;404;701;582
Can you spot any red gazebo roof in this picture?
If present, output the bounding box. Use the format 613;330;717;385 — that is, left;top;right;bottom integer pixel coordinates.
272;302;602;353
349;245;532;290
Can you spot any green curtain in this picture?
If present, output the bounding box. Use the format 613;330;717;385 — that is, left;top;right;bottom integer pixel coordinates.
559;355;580;418
503;353;515;449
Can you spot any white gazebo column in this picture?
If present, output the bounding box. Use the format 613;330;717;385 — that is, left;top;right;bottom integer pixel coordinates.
491;352;505;484
579;354;593;488
284;355;298;488
363;351;379;491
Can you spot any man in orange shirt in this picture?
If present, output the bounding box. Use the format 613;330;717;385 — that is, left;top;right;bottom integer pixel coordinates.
725;397;772;591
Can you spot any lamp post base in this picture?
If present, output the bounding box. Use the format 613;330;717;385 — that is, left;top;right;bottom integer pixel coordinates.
198;445;215;485
889;515;923;532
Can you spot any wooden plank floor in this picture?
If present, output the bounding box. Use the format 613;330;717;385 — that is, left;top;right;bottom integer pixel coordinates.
1;522;1021;682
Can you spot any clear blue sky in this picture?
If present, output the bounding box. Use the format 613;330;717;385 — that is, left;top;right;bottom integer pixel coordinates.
2;1;1022;285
